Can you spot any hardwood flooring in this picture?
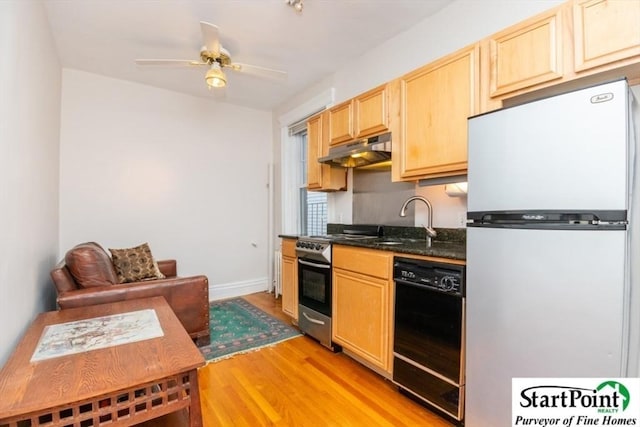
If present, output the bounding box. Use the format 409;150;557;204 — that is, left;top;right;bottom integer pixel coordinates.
196;292;453;427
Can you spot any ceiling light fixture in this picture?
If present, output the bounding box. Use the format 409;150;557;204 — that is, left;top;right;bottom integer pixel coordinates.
205;61;226;88
285;0;303;13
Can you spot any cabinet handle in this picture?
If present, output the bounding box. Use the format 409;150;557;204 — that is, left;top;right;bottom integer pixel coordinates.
302;311;325;325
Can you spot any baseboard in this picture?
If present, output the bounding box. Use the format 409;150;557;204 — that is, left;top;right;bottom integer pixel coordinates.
209;277;269;301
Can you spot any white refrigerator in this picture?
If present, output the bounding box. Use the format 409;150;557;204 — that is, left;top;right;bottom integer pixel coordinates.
465;79;639;427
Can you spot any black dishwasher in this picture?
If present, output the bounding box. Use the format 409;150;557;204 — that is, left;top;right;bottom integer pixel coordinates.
392;256;465;423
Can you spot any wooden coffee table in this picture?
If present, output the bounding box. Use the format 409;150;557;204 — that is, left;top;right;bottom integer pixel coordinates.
0;297;205;427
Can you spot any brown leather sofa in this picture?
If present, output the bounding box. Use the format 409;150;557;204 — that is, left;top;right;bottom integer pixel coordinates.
51;242;210;346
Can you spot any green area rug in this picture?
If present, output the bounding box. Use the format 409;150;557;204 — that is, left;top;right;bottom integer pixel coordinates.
199;297;301;362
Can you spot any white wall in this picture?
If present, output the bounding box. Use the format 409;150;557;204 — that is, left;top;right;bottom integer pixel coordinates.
274;0;564;229
59;70;272;300
0;1;61;366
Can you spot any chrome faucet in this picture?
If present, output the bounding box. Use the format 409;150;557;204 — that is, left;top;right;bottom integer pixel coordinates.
399;196;437;247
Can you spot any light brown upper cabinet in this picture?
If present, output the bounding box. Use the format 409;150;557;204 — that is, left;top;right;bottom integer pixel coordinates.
573;0;640;73
488;6;565;98
481;0;640;110
395;44;480;181
354;84;390;138
328;100;354;146
306;112;347;192
329;84;391;146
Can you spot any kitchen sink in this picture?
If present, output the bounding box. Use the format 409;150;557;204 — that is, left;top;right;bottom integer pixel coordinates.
376;241;404;246
374;238;424;246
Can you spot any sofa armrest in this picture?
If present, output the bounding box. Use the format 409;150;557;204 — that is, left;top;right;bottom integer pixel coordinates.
57;275;208;308
156;259;177;278
57;275;210;342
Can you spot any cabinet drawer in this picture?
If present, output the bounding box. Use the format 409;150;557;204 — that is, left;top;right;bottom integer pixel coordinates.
333;245;392;280
281;238;297;258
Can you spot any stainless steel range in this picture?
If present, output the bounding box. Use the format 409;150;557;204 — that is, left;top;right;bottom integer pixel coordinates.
296;225;381;350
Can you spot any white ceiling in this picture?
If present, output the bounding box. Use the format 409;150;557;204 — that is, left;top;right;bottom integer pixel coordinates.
43;0;452;111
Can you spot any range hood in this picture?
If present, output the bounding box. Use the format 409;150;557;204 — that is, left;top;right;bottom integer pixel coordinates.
318;132;391;168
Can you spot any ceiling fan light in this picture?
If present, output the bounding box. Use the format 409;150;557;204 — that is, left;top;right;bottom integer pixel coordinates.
205;62;226;88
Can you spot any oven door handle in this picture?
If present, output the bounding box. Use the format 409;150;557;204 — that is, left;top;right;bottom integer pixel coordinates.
302;311;326;325
298;259;331;269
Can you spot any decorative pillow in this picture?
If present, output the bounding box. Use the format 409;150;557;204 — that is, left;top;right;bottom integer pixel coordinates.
65;242;120;288
108;243;166;283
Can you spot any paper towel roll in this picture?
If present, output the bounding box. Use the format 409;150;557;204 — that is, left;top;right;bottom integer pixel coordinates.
444;182;468;197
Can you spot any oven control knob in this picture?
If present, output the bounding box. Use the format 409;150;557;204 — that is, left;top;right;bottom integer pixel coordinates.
314;244;322;250
440;276;456;291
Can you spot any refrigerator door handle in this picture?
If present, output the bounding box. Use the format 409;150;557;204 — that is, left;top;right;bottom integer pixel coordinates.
467;210;627;230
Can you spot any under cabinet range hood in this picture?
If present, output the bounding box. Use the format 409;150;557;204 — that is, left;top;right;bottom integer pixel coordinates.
318;132;391;168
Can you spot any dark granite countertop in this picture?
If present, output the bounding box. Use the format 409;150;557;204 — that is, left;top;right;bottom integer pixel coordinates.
331;237;466;261
279;225;466;261
278;234;299;240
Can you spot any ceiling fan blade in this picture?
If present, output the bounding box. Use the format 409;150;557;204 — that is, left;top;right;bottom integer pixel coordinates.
135;59;207;67
229;63;288;80
200;21;220;56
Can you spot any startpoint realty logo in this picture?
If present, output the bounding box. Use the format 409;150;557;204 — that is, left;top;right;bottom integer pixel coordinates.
512;378;640;427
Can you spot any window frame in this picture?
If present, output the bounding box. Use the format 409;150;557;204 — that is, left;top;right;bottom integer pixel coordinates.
278;89;334;235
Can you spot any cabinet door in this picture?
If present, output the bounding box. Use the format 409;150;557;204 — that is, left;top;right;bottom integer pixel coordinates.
399;44;479;179
328;100;355;146
488;7;564;97
573;0;640;72
306;112;347;192
355;84;389;138
281;255;298;320
332;268;391;373
281;239;298;320
306;114;323;190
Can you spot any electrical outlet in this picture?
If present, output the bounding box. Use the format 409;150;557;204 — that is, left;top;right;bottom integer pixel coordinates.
457;212;467;227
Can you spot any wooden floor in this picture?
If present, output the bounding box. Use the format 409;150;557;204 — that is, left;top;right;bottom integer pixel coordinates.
196;292;454;427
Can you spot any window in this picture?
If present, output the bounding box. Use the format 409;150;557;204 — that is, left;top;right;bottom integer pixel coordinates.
305;191;328;236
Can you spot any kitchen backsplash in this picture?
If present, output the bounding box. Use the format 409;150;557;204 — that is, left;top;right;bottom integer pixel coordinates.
352;168;415;226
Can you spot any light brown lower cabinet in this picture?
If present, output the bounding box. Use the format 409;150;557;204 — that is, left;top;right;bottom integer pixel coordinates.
281;239;298;321
332;245;393;374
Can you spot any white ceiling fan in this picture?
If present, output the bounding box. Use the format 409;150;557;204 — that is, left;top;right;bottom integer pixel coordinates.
135;22;287;89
